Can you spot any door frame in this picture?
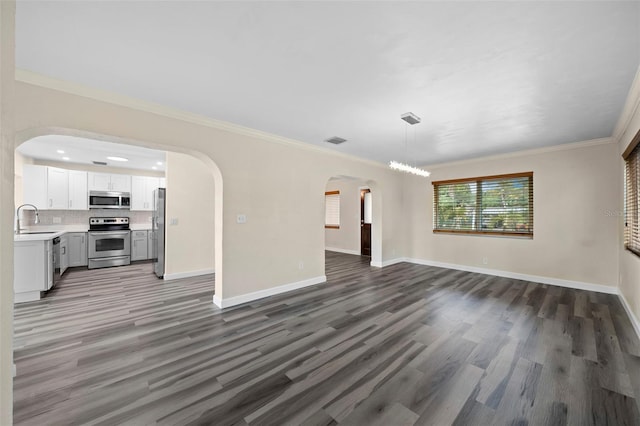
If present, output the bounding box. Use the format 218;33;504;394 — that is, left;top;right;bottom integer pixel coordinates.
360;187;371;256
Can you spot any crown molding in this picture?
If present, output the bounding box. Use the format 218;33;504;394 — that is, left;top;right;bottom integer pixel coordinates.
15;69;388;170
613;65;640;146
423;137;615;171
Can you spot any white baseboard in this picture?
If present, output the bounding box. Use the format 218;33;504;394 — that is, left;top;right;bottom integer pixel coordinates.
325;247;361;256
370;258;406;268
402;257;618;295
14;291;41;303
618;291;640;341
163;268;215;281
213;275;327;309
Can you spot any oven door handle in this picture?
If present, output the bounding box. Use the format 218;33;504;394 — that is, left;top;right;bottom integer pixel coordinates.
89;231;130;237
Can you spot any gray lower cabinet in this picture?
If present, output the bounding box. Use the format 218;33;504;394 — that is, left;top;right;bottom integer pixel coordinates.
60;234;69;276
68;232;88;267
131;230;148;261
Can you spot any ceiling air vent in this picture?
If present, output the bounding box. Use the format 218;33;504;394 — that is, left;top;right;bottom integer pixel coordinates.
92;161;107;166
325;136;347;145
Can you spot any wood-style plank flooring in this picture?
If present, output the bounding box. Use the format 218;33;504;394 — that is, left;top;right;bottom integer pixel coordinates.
13;252;640;425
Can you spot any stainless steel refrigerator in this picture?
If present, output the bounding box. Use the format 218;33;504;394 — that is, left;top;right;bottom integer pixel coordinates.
152;188;166;278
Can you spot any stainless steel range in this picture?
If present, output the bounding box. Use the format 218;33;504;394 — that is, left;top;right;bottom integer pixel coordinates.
88;217;131;269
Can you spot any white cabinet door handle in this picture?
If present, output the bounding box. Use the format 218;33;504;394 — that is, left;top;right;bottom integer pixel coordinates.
69;200;72;208
49;199;53;207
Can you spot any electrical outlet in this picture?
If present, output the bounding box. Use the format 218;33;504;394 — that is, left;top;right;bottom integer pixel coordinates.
237;214;247;224
298;261;304;270
148;216;152;222
52;217;62;224
169;218;179;226
482;257;488;265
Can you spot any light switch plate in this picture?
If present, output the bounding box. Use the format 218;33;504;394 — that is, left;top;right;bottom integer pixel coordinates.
237;214;247;224
169;218;179;226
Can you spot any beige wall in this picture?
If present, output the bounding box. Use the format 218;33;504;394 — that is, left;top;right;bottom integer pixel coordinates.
0;1;15;422
165;151;215;276
324;178;367;254
406;139;621;288
14;150;32;207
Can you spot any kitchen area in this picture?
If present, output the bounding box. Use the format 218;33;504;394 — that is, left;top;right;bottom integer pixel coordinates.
14;168;168;303
14;135;216;305
11;136;199;304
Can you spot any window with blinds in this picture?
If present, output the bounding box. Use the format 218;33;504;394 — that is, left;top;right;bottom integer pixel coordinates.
433;172;533;237
325;191;340;229
625;141;640;256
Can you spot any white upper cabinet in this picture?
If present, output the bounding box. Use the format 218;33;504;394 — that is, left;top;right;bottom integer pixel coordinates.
22;165;48;209
110;174;132;192
131;176;146;210
131;176;160;211
22;166;158;211
46;167;69;210
88;172;131;192
68;170;88;210
88;172;111;191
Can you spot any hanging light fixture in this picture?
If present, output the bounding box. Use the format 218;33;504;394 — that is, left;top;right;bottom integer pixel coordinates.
389;112;430;177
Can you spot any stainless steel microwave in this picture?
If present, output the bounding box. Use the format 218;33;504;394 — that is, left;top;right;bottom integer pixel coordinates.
89;191;131;209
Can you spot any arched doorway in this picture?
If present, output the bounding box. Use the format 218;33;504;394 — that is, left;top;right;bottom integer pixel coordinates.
14;128;223;300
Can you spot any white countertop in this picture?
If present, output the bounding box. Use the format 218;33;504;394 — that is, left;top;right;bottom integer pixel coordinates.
130;224;152;231
14;223;152;242
14;230;68;242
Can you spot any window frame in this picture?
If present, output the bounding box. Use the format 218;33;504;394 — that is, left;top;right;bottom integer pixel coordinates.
624;129;640;258
432;171;534;238
324;190;340;229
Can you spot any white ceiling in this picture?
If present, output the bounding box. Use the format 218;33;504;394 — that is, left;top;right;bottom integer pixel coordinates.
17;135;166;172
15;1;640;165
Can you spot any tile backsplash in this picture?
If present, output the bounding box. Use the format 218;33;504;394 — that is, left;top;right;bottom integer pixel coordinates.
18;209;153;228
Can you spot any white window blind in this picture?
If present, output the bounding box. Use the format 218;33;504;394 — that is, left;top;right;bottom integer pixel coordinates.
625;143;640;256
325;191;340;228
433;172;533;237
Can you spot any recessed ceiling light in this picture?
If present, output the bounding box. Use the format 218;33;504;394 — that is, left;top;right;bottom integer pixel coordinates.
62;157;70;161
57;150;65;154
152;166;158;170
106;156;128;162
157;161;163;166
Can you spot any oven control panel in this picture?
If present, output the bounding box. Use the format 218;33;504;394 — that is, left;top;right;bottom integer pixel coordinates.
90;217;129;225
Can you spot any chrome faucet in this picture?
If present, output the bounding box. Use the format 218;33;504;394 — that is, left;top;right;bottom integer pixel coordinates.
15;204;40;234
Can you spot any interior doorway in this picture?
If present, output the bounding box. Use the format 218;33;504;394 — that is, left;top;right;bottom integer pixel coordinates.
360;188;371;256
324;176;380;266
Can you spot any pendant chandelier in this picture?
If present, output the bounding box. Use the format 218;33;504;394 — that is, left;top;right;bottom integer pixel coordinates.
388;112;431;178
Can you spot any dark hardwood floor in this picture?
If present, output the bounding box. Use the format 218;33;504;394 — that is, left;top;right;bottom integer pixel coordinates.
13;252;640;425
